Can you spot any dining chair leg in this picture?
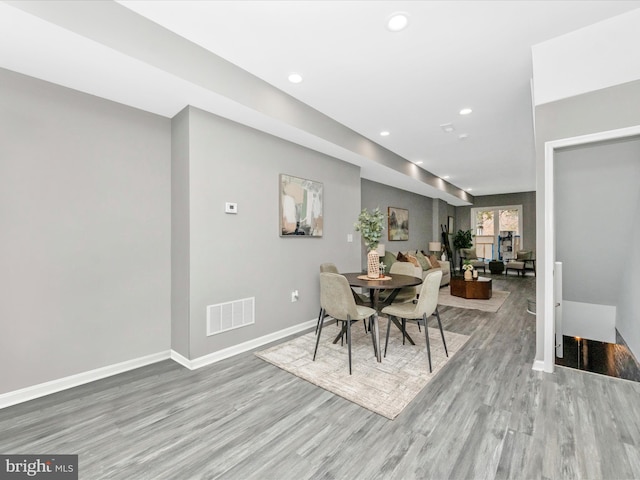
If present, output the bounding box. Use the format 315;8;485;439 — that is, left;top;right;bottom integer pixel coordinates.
368;316;377;360
313;309;325;361
402;318;407;345
434;307;448;357
315;307;324;335
371;314;381;362
423;313;432;373
384;315;392;357
347;315;352;375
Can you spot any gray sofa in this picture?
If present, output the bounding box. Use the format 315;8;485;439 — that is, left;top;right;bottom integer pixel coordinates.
384;250;450;287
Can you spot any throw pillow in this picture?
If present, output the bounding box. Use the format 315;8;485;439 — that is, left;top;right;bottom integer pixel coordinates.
462;248;477;260
406;254;420;268
396;251;409;262
428;255;441;269
415;251;431;270
383;251;397;270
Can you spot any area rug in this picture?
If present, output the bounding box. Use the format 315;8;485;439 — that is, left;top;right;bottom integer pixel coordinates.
255;318;469;420
438;288;510;312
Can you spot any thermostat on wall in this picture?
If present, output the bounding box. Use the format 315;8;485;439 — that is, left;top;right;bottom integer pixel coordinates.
225;202;238;214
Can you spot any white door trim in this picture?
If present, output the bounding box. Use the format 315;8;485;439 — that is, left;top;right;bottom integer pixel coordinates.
542;124;640;373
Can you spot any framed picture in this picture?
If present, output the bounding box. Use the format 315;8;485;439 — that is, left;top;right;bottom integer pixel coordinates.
448;216;455;233
279;174;323;237
388;207;408;241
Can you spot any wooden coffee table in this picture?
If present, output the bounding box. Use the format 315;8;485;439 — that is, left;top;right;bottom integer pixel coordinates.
450;276;492;299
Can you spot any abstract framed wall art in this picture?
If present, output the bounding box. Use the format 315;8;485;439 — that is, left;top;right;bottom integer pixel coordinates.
388;206;408;241
279;174;323;237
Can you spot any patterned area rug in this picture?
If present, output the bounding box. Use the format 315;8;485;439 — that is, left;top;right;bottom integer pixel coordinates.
438;289;510;312
255;318;469;420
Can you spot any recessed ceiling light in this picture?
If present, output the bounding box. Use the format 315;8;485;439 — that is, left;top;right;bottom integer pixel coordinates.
380;131;390;136
466;188;473;192
414;161;423;165
459;108;473;115
440;123;455;133
386;12;409;32
288;73;303;84
458;133;469;140
443;175;450;179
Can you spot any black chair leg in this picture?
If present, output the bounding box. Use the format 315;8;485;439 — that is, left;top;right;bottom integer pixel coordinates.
402;318;407;345
313;310;325;361
384;315;393;357
347;315;352;375
434;307;448;357
423;313;432;373
315;307;324;335
368;316;378;360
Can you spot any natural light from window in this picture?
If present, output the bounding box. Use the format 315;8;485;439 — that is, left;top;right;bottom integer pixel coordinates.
471;205;523;260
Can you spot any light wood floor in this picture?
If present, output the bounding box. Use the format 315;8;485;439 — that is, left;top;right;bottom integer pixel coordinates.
2;274;640;479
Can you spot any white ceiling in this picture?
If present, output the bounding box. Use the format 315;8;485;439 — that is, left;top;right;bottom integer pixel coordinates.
2;0;639;204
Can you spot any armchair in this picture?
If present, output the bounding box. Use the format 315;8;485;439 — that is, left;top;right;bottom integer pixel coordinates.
459;248;486;273
505;250;536;276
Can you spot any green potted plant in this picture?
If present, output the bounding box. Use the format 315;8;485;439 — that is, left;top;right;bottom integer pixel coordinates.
453;229;473;251
453;229;474;273
354;207;386;278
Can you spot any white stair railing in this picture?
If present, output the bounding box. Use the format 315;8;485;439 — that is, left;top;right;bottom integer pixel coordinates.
555;261;563;358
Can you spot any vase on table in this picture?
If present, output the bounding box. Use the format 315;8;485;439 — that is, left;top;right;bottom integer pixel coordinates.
367;250;380;279
464;269;473;281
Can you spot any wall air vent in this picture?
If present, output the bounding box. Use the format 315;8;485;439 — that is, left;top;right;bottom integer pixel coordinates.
207;297;255;336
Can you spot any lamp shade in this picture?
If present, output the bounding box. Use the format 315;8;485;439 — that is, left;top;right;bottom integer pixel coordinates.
428;241;441;252
376;243;386;256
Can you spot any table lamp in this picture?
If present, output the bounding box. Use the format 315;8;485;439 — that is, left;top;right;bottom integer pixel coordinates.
428;242;441;255
376;243;386;257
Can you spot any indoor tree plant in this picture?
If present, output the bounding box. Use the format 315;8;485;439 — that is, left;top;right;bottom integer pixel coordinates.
453;229;474;272
354;207;386;278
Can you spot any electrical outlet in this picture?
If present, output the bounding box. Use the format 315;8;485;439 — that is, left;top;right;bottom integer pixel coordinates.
290;290;299;302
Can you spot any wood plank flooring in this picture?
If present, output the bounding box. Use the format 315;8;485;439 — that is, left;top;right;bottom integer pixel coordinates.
2;274;640;479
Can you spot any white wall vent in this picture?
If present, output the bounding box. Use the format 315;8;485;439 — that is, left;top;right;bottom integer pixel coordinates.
207;297;255;336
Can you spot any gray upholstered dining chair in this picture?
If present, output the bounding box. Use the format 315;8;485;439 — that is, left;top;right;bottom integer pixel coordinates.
316;263;339;334
314;272;379;374
378;261;420;306
381;269;447;373
320;263;339;274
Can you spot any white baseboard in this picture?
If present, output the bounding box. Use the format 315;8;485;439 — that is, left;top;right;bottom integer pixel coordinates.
0;351;171;410
1;318;319;409
175;318;318;370
531;359;546;372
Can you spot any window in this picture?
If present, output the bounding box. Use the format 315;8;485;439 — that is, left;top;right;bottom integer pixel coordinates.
471;205;523;260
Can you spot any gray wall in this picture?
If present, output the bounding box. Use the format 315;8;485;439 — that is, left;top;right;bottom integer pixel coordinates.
175;107;362;359
555;139;640;304
171;108;191;358
535;78;640;363
618;191;640;361
0;69;171;394
361;179;434;262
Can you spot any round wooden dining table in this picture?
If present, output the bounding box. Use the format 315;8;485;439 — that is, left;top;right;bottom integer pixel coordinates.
342;272;423;346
